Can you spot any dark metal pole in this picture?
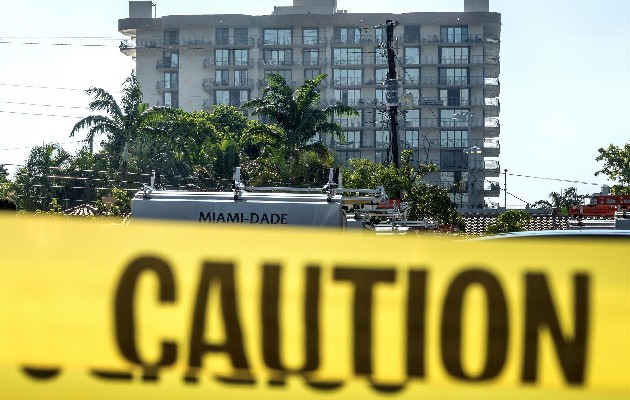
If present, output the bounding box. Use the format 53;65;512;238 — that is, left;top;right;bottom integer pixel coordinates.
385;20;399;168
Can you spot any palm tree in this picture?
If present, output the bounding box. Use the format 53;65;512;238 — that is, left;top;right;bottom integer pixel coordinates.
243;73;357;162
69;73;166;171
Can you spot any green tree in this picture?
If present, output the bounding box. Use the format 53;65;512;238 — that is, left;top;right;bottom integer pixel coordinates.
0;164;13;199
405;183;465;230
486;210;531;234
243;73;356;185
70;73;168;172
551;187;584;208
595;142;630;194
342;150;436;199
13;143;71;211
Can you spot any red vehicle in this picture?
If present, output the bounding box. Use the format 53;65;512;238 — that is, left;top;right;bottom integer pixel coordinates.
568;194;630;217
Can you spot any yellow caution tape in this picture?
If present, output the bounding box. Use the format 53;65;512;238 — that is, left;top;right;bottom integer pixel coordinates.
0;215;629;399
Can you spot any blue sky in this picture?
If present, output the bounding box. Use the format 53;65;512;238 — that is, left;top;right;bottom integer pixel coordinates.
1;0;628;207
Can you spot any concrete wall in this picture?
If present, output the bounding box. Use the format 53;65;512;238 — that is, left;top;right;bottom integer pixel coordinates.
129;1;153;18
465;0;490;12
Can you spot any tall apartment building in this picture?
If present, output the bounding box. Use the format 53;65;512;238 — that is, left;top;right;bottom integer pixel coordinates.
118;0;501;210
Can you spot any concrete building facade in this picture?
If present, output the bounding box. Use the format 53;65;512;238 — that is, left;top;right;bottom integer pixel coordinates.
118;0;501;210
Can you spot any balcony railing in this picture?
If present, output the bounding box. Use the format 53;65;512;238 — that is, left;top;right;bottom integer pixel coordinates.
156;59;179;69
212;36;256;46
156;80;178;91
202;78;254;89
203;58;255;67
258;36;328;47
402;34;499;44
257;36;328;46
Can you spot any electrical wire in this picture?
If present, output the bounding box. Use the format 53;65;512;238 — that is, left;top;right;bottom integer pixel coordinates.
0;100;87;110
0;109;82;118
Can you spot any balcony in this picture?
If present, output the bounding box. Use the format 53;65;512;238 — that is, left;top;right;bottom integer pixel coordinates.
332;78;364;87
211;36;256;47
258;36;328;47
484;160;501;177
203;58;255;68
331;36;375;46
156;80;178;91
202;78;254;91
258;58;329;67
258;58;299;67
483;138;500;157
156;59;178;69
484;181;501;197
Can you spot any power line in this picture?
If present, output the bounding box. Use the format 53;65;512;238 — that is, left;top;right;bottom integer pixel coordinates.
0;109;82;118
0;83;86;91
505;172;602;186
0;100;87;110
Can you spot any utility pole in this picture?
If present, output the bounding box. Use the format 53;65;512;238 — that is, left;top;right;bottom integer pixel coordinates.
385;20;400;168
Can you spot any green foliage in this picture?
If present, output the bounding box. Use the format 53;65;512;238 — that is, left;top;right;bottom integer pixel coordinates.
0;164;14;199
245;73;356;154
243;73;357;184
405;183;465;230
595;142;630;194
342;150;436;199
13;143;72;211
96;187;131;216
486;210;532;234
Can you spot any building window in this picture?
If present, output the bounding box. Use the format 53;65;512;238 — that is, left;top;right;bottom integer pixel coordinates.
161;50;179;68
402;89;420;107
337;150;361;163
335;131;361;149
404;110;420;127
235;70;248;86
375;88;387;105
265;69;292;82
333;69;362;86
373;49;387;65
164;30;179;46
439;68;468;85
334;89;361;106
163;71;178;89
333;48;362;65
303;49;320;66
441;130;468;148
439;88;470;106
264;28;292;45
163;92;179;108
375;130;390;148
335;110;362;128
305;68;321;80
374;27;385;43
374;68;388;84
215;90;249;107
403;131;419;148
216;27;229;45
440;110;469;129
404;47;420;64
440;149;468;169
440;26;468;43
440;47;469;64
335;27;361;44
303;28;319;44
215;70;229;86
403;68;420;85
404;25;420;43
264;49;293;66
234;28;249;45
215;49;229;66
234;49;249;66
